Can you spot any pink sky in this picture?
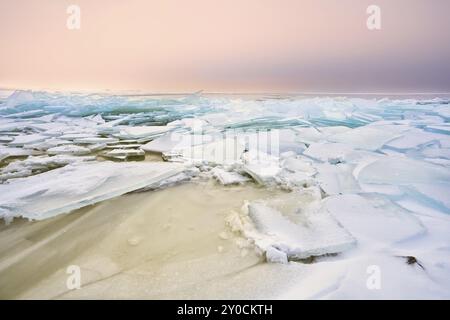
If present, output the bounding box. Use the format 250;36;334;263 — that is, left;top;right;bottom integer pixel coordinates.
0;0;449;93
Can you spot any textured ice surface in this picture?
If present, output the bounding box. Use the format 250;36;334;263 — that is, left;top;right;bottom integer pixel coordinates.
102;148;145;160
0;146;36;161
321;194;425;246
113;126;170;140
47;145;91;156
235;201;356;260
142;133;208;154
211;167;250;185
1;90;450;298
329;126;401;151
0;155;96;181
0;161;184;221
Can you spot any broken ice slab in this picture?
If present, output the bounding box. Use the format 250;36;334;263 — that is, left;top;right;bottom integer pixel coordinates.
102;148;145;160
166;137;245;165
113;126;170;140
426;124;450;135
0;147;37;161
47;145;92;156
0;136;14;143
314;163;360;196
0;155;96;181
73;137;119;144
421;147;450;160
241;150;281;185
141;133;209;154
356;157;450;185
8;134;47;147
105;144;142;149
321;194;425;246
277;154;317;189
211;167;250;185
303;142;355;164
356;157;450;212
384;128;450;151
239;202;356;261
328;126;402;151
86;143;107;152
293;126;351;144
281;157;316;176
22;138;73;151
0;161;185;221
59;133;99;140
435;106;450;119
139;166;200;191
265;246;289;264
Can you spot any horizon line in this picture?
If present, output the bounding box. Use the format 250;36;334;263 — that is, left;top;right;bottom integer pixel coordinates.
1;86;450;97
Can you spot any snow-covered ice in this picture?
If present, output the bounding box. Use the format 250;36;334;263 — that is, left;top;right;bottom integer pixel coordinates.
1;89;450;299
229;201;356;260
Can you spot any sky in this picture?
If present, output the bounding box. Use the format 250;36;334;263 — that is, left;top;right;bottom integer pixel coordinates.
0;0;449;93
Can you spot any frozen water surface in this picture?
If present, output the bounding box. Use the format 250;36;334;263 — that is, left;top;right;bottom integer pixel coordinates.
0;90;450;298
